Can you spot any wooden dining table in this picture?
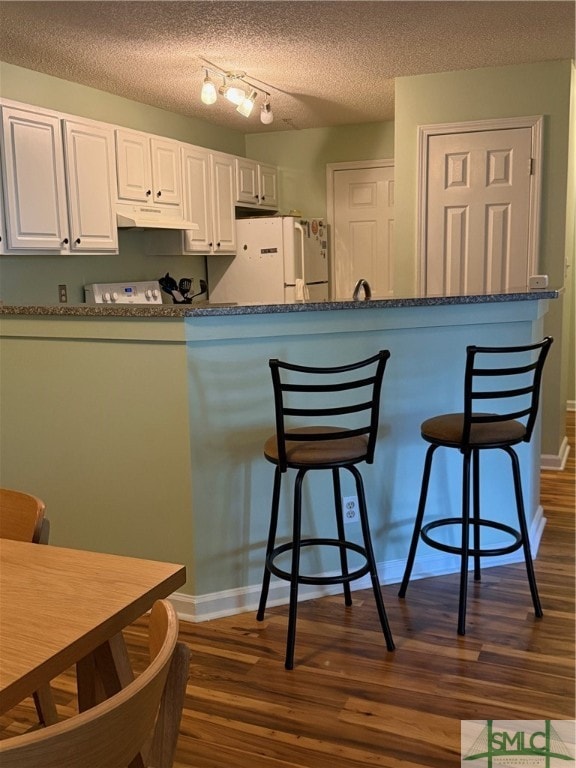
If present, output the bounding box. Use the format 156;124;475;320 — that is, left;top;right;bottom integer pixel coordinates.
0;538;186;716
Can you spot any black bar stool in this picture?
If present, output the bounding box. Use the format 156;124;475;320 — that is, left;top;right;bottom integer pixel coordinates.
398;337;553;635
256;351;396;669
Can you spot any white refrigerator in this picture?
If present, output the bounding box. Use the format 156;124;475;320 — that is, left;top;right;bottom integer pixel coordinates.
207;216;329;304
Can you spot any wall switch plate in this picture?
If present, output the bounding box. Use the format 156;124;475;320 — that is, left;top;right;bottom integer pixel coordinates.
529;275;549;289
58;284;68;303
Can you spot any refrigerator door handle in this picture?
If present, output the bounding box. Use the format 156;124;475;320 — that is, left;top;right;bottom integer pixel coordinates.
294;221;306;285
293;222;309;300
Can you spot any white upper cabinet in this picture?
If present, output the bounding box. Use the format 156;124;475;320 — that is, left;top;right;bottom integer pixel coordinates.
209;152;236;253
145;146;236;256
235;157;278;210
0;105;118;254
63;120;118;252
116;129;182;208
1;106;69;252
181;145;213;253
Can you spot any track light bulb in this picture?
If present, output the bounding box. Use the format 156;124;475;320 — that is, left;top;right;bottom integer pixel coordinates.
200;70;217;105
237;89;258;118
260;97;273;124
225;84;246;106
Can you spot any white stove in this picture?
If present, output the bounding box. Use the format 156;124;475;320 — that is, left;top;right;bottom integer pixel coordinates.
84;281;163;305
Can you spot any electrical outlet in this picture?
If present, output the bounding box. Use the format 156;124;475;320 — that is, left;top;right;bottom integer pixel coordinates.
58;284;68;303
342;495;359;524
529;274;549;289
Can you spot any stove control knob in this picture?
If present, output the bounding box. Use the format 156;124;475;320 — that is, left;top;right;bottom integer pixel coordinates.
103;292;111;303
111;292;119;302
152;289;160;300
145;289;152;300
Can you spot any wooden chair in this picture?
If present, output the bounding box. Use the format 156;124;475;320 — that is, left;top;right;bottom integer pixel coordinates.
0;599;190;768
0;487;57;724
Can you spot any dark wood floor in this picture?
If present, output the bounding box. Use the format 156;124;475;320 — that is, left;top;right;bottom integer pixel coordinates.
2;412;574;767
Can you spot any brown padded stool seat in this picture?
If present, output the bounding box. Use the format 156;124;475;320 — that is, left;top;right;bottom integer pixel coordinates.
398;338;553;636
264;427;369;466
421;413;527;447
257;352;395;669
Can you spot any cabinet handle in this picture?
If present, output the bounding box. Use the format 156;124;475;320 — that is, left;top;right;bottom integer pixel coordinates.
156;191;162;198
62;238;69;245
146;189;152;197
75;238;81;245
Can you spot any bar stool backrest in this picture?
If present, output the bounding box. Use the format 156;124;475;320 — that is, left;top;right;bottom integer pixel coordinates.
462;336;553;447
269;350;390;472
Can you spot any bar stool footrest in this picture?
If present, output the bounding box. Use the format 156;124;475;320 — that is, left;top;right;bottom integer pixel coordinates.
421;517;523;557
267;538;371;586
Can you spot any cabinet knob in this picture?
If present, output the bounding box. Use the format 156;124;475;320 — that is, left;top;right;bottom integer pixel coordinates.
216;242;220;248
208;242;213;248
146;189;152;197
261;196;265;201
75;238;81;245
156;191;162;198
254;195;259;200
62;238;69;245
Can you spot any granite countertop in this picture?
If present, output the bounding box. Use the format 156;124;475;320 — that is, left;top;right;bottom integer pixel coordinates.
0;288;560;318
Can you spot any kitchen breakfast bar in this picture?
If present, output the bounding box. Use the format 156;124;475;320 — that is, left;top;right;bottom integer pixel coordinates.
0;290;557;621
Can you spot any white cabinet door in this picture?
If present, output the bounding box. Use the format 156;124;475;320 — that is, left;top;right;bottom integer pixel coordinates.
235;157;278;209
210;152;236;254
150;137;182;207
235;157;259;205
63;121;118;252
116;129;182;208
181;145;213;253
115;129;153;203
259;163;278;209
1;106;69;251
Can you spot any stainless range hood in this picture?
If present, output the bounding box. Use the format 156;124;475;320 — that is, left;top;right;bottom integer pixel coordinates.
116;204;198;231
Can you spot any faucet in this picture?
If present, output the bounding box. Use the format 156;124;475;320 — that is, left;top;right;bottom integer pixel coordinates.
353;278;372;300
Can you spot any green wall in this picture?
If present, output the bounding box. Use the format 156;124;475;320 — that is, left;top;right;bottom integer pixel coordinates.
394;59;574;457
0;62;244;152
245;122;394;217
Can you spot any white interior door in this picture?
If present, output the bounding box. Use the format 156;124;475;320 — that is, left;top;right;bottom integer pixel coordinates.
330;163;395;299
424;125;536;296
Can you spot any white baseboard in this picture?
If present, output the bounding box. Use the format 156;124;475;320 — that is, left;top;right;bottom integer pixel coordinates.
169;505;547;623
541;436;571;471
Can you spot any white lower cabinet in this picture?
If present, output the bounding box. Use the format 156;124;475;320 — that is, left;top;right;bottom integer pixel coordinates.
0;105;118;254
146;146;236;256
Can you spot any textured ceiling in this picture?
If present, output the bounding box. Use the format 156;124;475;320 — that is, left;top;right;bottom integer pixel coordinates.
0;1;574;134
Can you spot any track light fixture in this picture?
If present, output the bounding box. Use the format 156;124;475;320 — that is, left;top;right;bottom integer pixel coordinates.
199;64;274;124
200;69;217;105
260;94;274;125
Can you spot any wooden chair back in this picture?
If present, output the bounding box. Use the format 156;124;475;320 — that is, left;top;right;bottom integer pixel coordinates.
0;487;57;724
0;600;184;768
0;487;46;543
